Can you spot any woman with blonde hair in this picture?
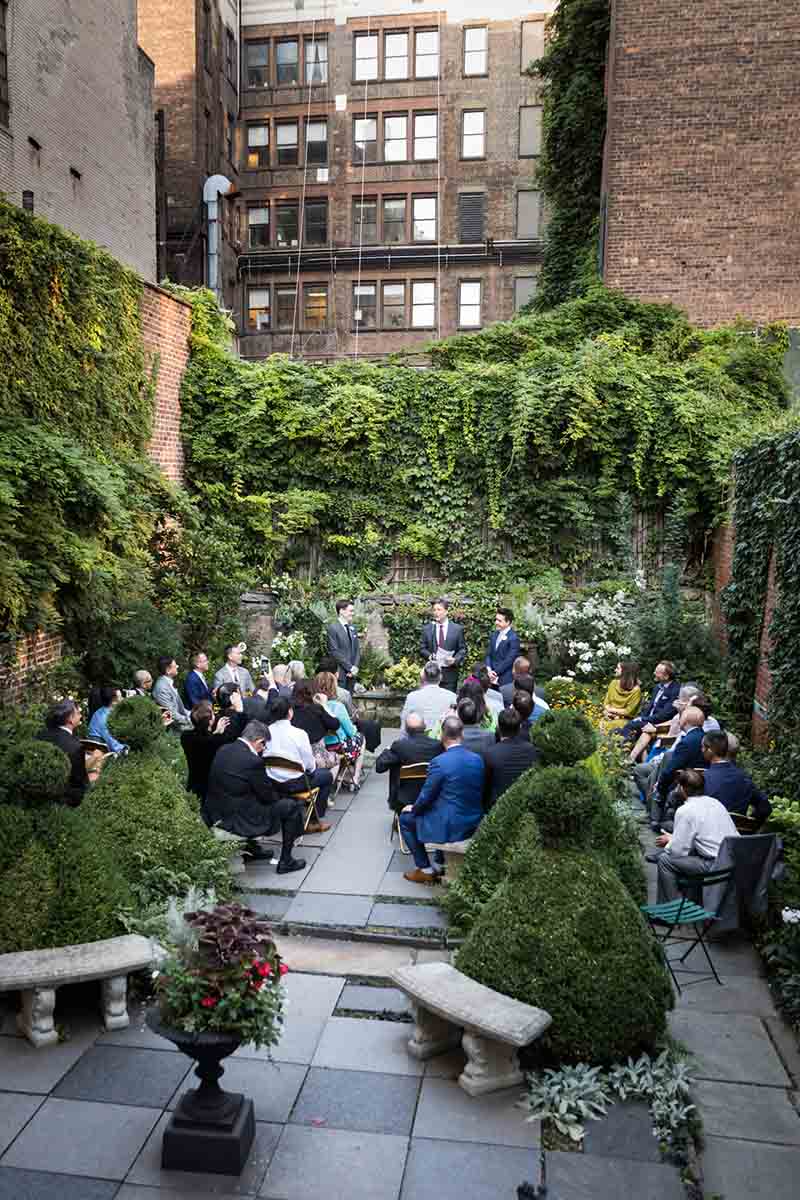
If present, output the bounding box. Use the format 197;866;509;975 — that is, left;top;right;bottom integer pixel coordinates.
313;670;365;790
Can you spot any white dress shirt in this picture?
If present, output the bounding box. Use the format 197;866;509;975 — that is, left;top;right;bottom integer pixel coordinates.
265;719;315;781
667;795;739;861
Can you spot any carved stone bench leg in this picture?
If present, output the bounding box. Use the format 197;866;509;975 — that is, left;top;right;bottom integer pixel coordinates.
229;851;246;876
17;987;59;1048
443;851;464;885
406;1001;462;1060
101;974;130;1031
458;1030;523;1096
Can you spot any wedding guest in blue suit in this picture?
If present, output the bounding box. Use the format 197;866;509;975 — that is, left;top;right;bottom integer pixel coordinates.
485;608;521;688
400;716;484;885
185;651;213;707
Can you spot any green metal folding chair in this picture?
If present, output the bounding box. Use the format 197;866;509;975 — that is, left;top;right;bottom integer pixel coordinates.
641;866;735;994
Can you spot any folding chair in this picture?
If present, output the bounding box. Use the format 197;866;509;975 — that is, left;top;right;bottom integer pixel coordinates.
391;762;430;854
328;741;360;800
729;811;761;835
641;866;735;994
263;755;320;834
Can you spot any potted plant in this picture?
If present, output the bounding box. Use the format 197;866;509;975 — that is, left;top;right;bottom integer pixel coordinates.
147;901;287;1174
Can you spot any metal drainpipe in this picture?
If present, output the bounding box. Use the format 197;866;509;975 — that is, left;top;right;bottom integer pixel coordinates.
203;174;233;302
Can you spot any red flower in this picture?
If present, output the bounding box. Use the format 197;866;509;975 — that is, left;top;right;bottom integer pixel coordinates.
256;962;273;978
279;963;289;976
251;978;264;991
200;996;218;1008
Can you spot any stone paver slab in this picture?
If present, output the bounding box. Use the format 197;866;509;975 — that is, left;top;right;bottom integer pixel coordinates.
0;1028;99;1094
376;871;447;900
423;1047;468;1079
290;1066;420;1135
545;1150;684;1199
674;974;777;1017
53;1044;190;1108
694;1079;800;1144
400;1137;539;1200
765;1015;800;1088
96;1003;171;1050
242;849;322;893
413;1077;540;1148
369;901;448;931
1;1098;160;1180
272;934;443;978
168;1059;307;1125
386;850;414;872
235;893;294;921
669;1011;790;1086
236;973;343;1065
674;935;765;978
284;893;373;928
260;1125;408;1200
702;1134;800;1200
582;1102;661;1163
0;1167;118;1199
117;1189;245;1200
337;984;411;1016
0;1093;42;1156
126;1113;281;1193
311;1016;424;1075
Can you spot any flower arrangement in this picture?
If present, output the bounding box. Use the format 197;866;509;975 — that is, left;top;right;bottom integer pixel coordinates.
544;676;605;727
542;592;632;680
270;630;307;662
384;658;423;693
152;901;287;1050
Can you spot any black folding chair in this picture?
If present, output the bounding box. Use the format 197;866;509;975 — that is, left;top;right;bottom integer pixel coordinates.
641;866;735;994
391;762;429;854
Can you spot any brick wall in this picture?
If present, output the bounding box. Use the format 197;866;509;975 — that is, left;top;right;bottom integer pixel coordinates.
0;632;66;704
710;521;733;645
603;0;800;327
141;281;192;484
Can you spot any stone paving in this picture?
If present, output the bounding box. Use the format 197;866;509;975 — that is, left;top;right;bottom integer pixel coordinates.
0;732;799;1197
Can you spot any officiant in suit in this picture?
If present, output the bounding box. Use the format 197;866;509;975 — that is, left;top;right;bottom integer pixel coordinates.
420;597;466;692
326;599;361;687
485;607;522;688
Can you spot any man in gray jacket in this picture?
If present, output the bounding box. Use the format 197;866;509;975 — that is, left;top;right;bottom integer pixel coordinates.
213;644;255;695
400;662;457;734
152;656;192;730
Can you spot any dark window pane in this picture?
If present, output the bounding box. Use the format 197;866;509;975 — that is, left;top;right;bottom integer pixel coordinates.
353;283;377;329
276;204;299;246
382;282;405;328
353;199;378;243
305;200;327;245
458;192;485;242
304;285;328;329
246;41;269;87
276;40;299;84
276;122;298;165
276;288;297;329
383;197;406;243
306;120;327;165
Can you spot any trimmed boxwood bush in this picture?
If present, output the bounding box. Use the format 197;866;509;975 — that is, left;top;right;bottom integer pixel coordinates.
108;695;165;751
0;839;57;952
0;738;71;807
530;709;597;766
40;808;132;947
0;806;35;875
455;838;672;1065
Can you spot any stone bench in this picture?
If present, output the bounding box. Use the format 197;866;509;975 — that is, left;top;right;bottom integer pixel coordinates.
211;825;247;875
391;960;552;1096
0;934;155;1048
426;838;473;884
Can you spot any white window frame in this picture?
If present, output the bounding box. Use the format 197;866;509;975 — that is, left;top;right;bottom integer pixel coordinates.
246;124;269;169
247;287;271;331
354;32;379;80
384;31;409;79
413;112;437;161
411;280;436;328
415;29;439;78
464;27;488;76
458;280;482;328
462;110;486;159
305;37;328;84
412;195;437;242
383;114;408;162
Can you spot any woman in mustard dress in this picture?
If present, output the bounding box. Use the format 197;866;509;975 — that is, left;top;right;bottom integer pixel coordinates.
600;661;641;733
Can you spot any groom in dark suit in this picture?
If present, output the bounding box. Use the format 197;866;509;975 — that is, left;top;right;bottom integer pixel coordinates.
326;599;361;687
420;598;466;692
485;607;522;688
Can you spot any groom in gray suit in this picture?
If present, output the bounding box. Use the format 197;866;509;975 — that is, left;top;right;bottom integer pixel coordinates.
326;599;361;688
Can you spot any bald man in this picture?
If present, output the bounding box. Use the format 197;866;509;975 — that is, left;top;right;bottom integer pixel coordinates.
375;713;442;813
652;705;707;830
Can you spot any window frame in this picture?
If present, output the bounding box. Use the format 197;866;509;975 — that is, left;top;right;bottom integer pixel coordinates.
461;109;486;160
382;195;407;244
353;113;378;164
383;113;408;163
353;31;379;81
245;40;269;89
514;276;538;312
303;282;328;331
414;28;439;79
458;279;482;329
411;279;436;330
413;111;438;162
304;35;328;84
276;38;300;85
247;286;271;332
246;122;270;170
275;201;300;248
305;118;328;166
303;199;328;246
518;105;543;158
352;281;378;331
247;205;270;249
384;30;409;80
225;26;236;86
276;285;298;331
382;280;406;329
353;196;378;244
463;26;488;76
520;20;545;73
412;194;437;243
202;2;212;71
276;119;299;166
516;189;541;239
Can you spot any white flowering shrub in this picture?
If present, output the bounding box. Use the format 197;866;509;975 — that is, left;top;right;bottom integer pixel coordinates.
270;630;307;661
542;591;633;680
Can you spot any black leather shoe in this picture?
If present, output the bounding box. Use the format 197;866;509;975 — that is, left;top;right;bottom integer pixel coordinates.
244;845;275;862
276;857;306;874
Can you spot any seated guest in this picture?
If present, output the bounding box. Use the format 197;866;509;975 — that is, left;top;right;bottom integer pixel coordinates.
287;660;306;688
317;655;355;713
375;713;443;812
289;680;341;771
36;699;89;806
481;707;540;810
485;607;521;688
457;697;496;754
244;674;277;723
619;661;681;760
265;697;333;832
512;688;535;736
205;719;305;873
654;769;739;902
400;662;457;733
432;677;497;740
131;669;153;697
600;661;642;732
213;644;255;696
271;663;294;699
87;686;128;755
400;716;485;885
501;657;547;706
473;664;504;715
153;656;193;730
185;651;213;706
181;701;233;802
702;731;772;825
317;655;382;753
314;671;365;790
511;673;549;723
652;705;707;828
633;683;706;799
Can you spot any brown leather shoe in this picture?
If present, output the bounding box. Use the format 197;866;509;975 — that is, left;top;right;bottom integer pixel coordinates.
403;868;441;885
306;820;331;834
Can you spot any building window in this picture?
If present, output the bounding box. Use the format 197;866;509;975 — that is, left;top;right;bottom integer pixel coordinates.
202;2;211;70
412;281;435;328
516;190;541;238
521;20;545;71
246;41;269;88
247;287;271;331
519;106;542;157
353;282;377;329
276;121;299;165
276;202;299;247
226;111;235;164
415;29;438;78
248;206;270;248
354;115;377;163
383;196;406;243
225;27;236;85
0;0;10;127
383;114;407;162
306;120;327;165
353;198;378;243
247;124;269;169
459;280;482;328
413;112;437;161
384;32;408;80
305;37;328;84
458;192;485;242
382;281;406;328
304;200;328;245
276;286;297;329
412;195;436;242
462;110;486;159
514;276;537;310
464;27;488;75
354;32;378;81
276;39;299;84
304;284;328;330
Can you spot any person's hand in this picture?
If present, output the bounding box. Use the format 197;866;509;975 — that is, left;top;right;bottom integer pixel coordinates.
350;666;359;677
488;669;498;685
644;722;656;735
216;715;230;733
231;691;243;713
161;710;173;727
401;805;413;814
655;834;670;848
314;692;329;707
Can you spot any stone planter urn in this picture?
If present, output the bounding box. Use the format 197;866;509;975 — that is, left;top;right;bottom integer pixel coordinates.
146;1008;255;1175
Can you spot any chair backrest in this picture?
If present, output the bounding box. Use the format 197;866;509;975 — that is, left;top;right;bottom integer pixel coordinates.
399;762;430;781
730;811;761;835
263;754;305;774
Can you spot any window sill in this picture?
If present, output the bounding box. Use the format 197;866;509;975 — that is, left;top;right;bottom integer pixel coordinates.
459;156;487;162
462;73;489;80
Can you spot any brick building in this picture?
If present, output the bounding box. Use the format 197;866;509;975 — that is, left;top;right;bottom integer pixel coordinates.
236;1;555;361
0;0;156;280
138;0;240;288
602;0;800;330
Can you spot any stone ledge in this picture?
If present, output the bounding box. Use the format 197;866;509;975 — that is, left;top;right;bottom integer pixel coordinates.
0;934;154;992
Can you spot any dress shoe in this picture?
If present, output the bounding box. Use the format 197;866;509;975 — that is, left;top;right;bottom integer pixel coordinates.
276;857;306;874
305;820;331;834
403;868;441;885
244;845;276;862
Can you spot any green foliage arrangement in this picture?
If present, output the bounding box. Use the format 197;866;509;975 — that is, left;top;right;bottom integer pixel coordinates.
0;839;57;952
41;807;132;948
108;695;166;751
383;658;422;693
631;565;722;681
530;710;597;766
80;601;183;689
0;739;71;807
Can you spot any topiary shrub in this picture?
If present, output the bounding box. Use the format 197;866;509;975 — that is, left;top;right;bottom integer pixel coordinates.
38;807;131;947
530;709;597;766
0;739;71;807
0;806;34;874
108;695;164;751
0;839;57;952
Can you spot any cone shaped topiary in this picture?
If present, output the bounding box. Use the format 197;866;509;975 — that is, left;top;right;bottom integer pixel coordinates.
0;739;71;807
108;695;165;751
530;709;597;766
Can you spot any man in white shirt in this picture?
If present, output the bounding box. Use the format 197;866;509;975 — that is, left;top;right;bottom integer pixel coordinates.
265;697;333;833
400;662;457;734
653;768;739;902
213;645;255;696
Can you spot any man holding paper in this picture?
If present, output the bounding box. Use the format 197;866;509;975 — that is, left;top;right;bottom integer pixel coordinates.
420;597;466;692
